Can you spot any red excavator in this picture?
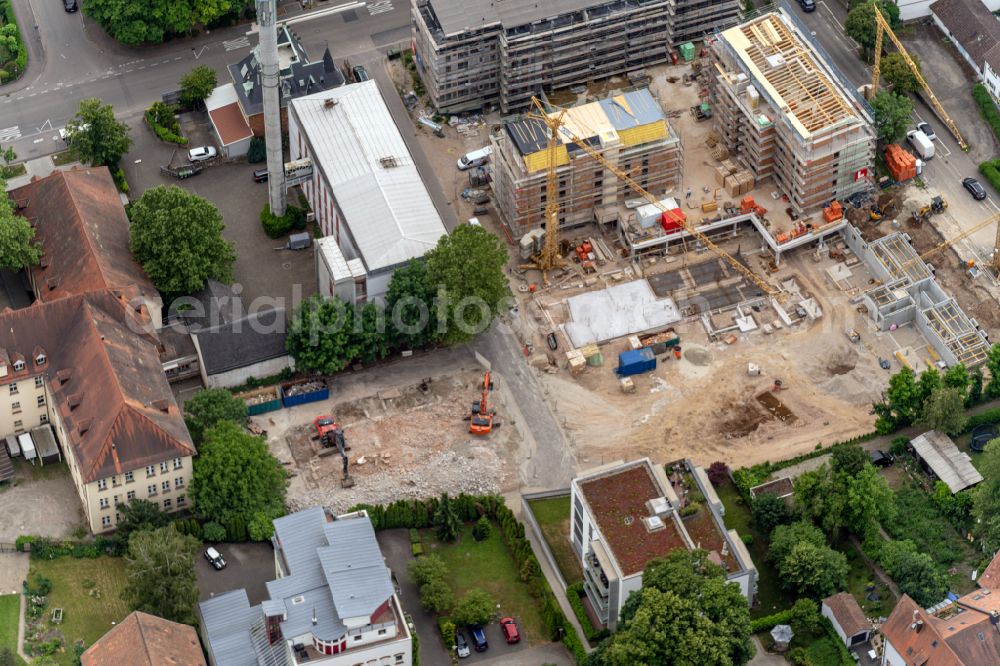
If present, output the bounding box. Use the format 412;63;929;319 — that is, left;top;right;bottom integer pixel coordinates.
313;414;354;487
468;372;495;436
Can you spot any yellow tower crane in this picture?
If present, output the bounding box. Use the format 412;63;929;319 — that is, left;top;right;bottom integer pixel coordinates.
870;4;967;151
524;97;781;299
908;211;1000;273
518;103;569;284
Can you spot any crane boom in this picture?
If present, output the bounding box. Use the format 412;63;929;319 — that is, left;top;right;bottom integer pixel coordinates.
891;212;1000;275
871;5;967;151
519;104;569;283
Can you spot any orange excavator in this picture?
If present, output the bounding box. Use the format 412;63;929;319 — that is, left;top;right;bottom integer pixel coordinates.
468;372;496;436
313;415;354;487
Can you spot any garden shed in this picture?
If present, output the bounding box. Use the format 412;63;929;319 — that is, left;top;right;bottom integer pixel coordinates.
909;430;983;493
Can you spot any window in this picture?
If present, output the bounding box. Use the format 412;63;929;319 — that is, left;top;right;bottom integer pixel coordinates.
39;414;47;424
160;461;168;473
395;655;404;664
124;471;134;483
8;383;17;395
97;478;107;490
126;490;136;501
173;457;182;470
378;628;387;635
175;477;184;488
146;465;155;477
13;420;22;431
353;635;362;641
161;481;170;494
112;475;120;487
113;495;120;506
177;496;186;507
34;376;43;388
99;498;109;509
147;485;157;496
163;499;172;510
37;395;45;407
11;401;20;414
12;360;23;371
101;516;111;527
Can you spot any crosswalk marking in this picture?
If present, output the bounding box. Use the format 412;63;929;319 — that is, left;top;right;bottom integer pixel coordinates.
223;36;251;51
0;125;21;142
368;0;393;15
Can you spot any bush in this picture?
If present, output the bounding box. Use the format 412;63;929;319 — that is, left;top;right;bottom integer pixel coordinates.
411;542;423;556
409;528;421;544
472;516;491;541
260;203;306;238
973;84;1000;143
707;461;730;486
203;522;226;542
437;618;456;648
889;436;910;456
566;582;610;642
980;159;1000;195
247;136;266;163
112;167;129;194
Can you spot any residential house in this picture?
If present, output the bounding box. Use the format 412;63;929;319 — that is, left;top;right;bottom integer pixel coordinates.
80;610;206;666
198;507;411;666
569;458;756;630
822;592;871;648
930;0;1000;99
880;592;1000;665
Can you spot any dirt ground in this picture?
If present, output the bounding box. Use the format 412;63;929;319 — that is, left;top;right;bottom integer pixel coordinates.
254;369;521;513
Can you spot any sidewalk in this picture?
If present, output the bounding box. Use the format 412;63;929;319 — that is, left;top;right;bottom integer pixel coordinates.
4;155;73;191
4;0;45;93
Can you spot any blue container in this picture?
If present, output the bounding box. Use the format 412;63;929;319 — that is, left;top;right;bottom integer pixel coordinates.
280;379;330;408
616;348;656;377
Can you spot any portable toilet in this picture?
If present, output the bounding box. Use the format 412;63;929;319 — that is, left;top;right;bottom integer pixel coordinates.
18;432;36;464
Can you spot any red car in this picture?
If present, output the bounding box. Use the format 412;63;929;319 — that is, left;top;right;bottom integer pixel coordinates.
500;617;520;644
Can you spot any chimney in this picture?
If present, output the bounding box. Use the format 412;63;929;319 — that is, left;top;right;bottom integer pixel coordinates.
151;399;170;413
915;620;924;633
311;608;317;625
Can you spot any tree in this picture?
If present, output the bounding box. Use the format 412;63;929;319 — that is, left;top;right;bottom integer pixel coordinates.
917;368;942;407
179;65;218;107
355;302;390;364
124;525;200;624
83;0;232;45
707;461;730;486
0;192;40;270
777;540;849;598
425;225;509;344
183;388;247;444
386;259;442;350
918;387;968;436
973;439;1000;552
843;464;896;539
67;98;133;168
286;295;360;374
986;344;1000;398
434;493;461;542
832;444;870;477
878;540;947;606
793;468;846;535
129;185;236;295
789;598;820;634
942;363;970;396
769;521;828;565
408;553;448;587
751;493;793;535
114;499;169;543
844;1;900;54
451;589;495;627
472;515;492;541
870;91;914;144
968;367;984;406
874;367;920;432
881;53;921;93
419;579;454;613
190;421;286;540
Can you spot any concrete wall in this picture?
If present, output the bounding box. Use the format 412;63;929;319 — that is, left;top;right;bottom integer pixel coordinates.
221;135;252;159
882;638;906;666
986;62;1000;100
201;355;294;390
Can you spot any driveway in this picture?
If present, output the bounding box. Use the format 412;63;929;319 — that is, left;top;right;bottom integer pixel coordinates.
0;460;84;542
122;119;316;311
196;541;276;606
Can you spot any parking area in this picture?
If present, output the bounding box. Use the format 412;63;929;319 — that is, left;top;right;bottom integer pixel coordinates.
0;461;84;543
122;117;316;310
196;541;276;606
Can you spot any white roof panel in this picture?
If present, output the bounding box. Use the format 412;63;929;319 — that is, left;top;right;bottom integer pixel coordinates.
291;81;447;272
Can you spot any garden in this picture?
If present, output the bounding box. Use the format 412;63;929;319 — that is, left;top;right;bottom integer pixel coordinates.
525;495;583;585
0;593;20;663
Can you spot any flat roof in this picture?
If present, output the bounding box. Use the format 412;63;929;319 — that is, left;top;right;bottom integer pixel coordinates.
290;81;447;272
911;430;984;493
719;12;858;139
426;0;657;36
578;460;688;577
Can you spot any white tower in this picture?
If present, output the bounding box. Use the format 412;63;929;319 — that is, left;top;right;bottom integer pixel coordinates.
256;0;286;216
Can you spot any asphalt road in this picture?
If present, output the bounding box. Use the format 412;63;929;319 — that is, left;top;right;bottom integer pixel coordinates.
1;0;410;159
791;0;1000;259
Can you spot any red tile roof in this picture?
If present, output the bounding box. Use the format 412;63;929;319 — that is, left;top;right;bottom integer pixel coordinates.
10;168;157;303
209;102;254;146
979;550;1000;590
882;593;1000;666
822;592;869;639
81;610;206;666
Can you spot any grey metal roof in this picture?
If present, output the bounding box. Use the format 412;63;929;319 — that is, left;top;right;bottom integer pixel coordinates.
192;307;288;375
319;518;394;619
911;430;984;493
427;0;658;36
598;89;665;130
273;506;329;579
198;589;260;666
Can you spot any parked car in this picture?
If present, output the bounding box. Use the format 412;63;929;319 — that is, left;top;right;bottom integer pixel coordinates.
204;546;226;570
455;631;471;658
546;332;558;350
798;0;816;11
353;65;370;82
63;0;78;12
963;177;987;201
188;146;217;162
916;121;936;142
500;617;520;644
870;449;895;468
469;625;488;652
253;168;269;183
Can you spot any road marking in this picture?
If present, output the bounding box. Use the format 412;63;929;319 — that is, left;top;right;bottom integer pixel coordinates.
174;56;182;61
223;36;251;51
125;69;133;73
15;96;22;101
193;46;209;59
987;198;1000;214
0;126;21;142
368;0;393;15
150;63;158;67
32;138;43;144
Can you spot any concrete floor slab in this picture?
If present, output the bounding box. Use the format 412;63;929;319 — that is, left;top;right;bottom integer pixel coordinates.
563;279;680;347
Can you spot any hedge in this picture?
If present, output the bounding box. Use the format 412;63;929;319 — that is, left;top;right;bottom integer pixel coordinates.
261;203;306;239
16;535;125;559
144;101;188;145
0;0;28;84
749;608;794;633
980;159;1000;195
567;582;610;642
973;84;1000;143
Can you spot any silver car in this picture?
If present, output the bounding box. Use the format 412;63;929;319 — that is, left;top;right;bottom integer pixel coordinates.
188;146;217;162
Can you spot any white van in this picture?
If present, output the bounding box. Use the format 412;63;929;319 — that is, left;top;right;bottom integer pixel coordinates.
906;129;935;160
457;146;492;170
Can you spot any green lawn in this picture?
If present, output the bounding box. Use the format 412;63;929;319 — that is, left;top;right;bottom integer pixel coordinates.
0;593;19;653
715;482;795;617
422;523;546;643
50;150;79;167
29;557;131;663
526;497;583;585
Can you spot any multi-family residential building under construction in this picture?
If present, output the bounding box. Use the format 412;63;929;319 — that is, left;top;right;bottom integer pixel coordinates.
708;10;875;212
411;0;743;113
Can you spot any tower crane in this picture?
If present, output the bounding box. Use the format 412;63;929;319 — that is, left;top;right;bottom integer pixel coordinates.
526;97;781;299
899;211;1000;273
870;4;967;151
